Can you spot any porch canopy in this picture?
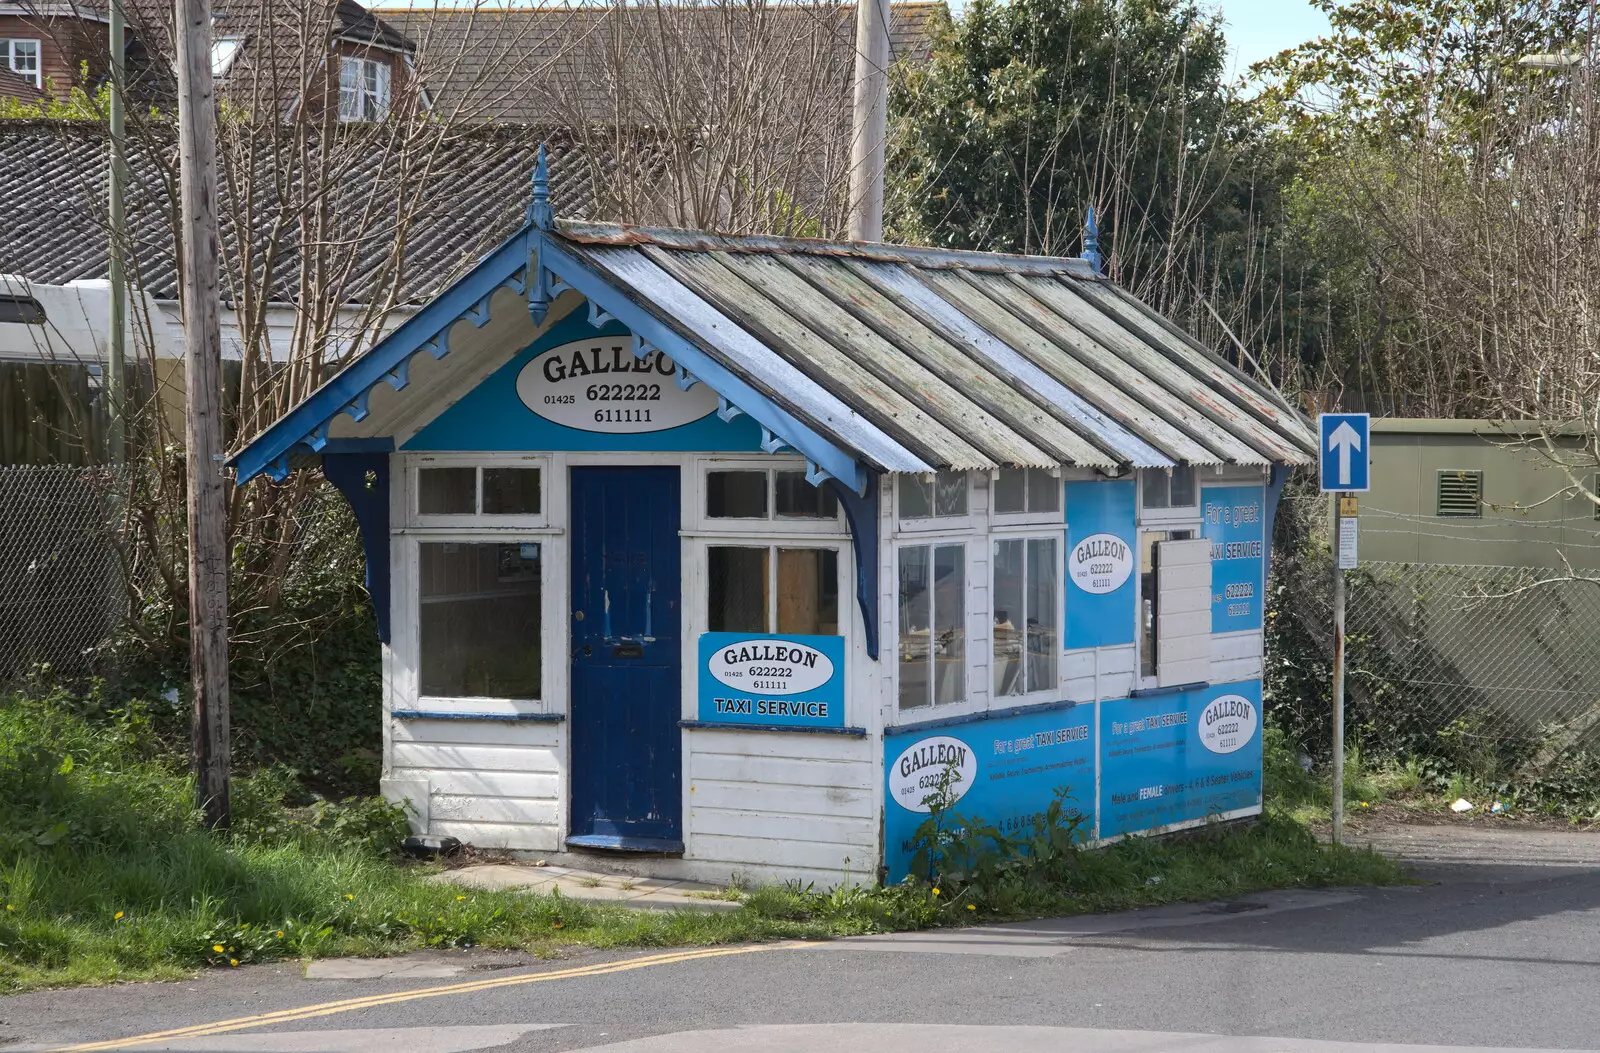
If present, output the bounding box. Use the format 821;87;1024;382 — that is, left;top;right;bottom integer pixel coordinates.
229;152;1316;645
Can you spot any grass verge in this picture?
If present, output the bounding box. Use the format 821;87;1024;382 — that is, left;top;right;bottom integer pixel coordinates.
0;691;1405;993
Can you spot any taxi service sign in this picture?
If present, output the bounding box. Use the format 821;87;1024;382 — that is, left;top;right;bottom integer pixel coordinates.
697;632;846;729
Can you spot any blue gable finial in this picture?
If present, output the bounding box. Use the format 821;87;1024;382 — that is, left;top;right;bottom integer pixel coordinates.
529;144;553;231
1083;205;1104;275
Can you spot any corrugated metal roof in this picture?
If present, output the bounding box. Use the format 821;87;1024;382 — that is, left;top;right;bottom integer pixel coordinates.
556;221;1317;472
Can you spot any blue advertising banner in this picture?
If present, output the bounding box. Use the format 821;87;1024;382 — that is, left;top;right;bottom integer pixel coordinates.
1064;480;1137;648
1099;681;1263;838
1202;485;1266;633
883;704;1096;880
696;632;846;729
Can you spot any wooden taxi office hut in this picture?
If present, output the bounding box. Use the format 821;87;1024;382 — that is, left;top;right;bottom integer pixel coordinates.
231;153;1316;887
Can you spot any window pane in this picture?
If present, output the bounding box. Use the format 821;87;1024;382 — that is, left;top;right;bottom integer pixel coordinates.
897;545;931;708
707;471;767;518
1141;471;1170;510
775;471;839;519
1026;538;1058;692
993;539;1023;697
418;467;475;514
482;467;540;515
777;548;838;635
934;544;965;704
419;543;541;698
934;471;968;516
899;474;932;519
1139;530;1164;678
1028;468;1060;513
708;546;768;631
1169;466;1197;507
994;469;1026;515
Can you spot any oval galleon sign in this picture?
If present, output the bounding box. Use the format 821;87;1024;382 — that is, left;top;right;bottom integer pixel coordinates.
1198;694;1258;755
706;638;835;697
887;736;978;813
1068;531;1134;594
516;338;718;433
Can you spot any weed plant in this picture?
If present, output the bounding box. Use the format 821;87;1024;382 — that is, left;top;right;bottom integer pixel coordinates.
0;689;1403;992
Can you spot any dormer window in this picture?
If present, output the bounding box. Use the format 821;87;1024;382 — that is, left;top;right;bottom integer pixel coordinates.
1;39;41;88
211;37;244;78
338;56;389;121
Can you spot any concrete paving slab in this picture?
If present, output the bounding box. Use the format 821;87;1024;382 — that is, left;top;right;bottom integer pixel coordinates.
427;865;741;912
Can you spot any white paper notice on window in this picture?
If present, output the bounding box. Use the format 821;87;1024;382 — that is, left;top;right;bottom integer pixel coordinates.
1337;516;1358;570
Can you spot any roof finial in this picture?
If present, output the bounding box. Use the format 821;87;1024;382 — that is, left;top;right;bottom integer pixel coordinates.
529;144;553;232
1083;205;1104;276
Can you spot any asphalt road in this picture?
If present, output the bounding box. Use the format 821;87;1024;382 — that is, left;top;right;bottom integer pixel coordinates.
3;856;1599;1053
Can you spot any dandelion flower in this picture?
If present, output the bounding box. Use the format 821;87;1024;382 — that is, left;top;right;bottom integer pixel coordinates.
932;888;941;896
344;894;355;901
4;904;14;912
213;944;225;953
966;904;976;911
275;931;284;939
456;895;466;901
229;959;239;967
114;911;124;920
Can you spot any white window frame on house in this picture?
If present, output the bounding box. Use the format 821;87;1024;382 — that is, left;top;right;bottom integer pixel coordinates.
690;456;848;537
989;526;1063;701
404;453;549;530
2;38;41;88
895;470;976;534
696;538;849;638
894;534;975;716
211;36;245;78
1135;467;1207;689
339;55;390;122
988;466;1063;527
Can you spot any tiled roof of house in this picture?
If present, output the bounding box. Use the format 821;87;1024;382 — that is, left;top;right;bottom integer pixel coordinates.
0;119;621;303
0;67;46;104
375;1;945;124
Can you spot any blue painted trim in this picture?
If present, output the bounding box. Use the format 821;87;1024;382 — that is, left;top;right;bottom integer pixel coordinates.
884;697;1082;736
678;719;868;737
534;235;867;495
322;452;392;644
826;473;879;661
1129;681;1210;699
1083;205;1105;276
230;229;534;483
321;437;395;453
565;834;685;853
392;709;565;723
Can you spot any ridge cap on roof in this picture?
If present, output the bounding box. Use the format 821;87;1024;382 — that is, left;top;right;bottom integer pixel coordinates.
554;219;1098;276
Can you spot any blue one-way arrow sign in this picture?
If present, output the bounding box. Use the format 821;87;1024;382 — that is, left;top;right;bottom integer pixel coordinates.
1319;413;1370;492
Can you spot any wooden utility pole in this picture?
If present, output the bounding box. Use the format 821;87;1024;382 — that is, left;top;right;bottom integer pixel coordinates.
106;0;126;466
174;0;231;828
847;0;891;242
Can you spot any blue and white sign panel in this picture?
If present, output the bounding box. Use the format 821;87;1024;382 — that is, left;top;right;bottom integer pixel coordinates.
696;632;846;729
1064;480;1138;648
1318;413;1371;492
1099;681;1263;838
1202;486;1266;633
883;704;1096;881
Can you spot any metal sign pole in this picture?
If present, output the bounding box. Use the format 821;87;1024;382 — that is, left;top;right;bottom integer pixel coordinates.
1330;490;1346;844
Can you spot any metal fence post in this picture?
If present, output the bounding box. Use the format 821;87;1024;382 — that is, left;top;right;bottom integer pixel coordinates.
1330;491;1346;844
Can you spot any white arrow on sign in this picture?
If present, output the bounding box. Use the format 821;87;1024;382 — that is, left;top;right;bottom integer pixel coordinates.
1328;420;1362;486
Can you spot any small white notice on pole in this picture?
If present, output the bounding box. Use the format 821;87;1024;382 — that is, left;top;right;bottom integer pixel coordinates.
1337;516;1358;570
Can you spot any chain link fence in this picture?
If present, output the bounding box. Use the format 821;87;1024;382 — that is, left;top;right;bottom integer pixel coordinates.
0;464;125;686
1343;562;1600;758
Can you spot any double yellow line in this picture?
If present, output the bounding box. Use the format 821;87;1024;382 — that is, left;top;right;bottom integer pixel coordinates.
50;944;780;1052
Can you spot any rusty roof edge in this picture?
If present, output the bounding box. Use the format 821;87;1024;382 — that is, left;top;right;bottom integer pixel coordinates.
1094;283;1317;454
554;219;1100;277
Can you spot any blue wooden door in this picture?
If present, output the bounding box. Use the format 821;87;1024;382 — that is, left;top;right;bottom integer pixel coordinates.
568;466;683;850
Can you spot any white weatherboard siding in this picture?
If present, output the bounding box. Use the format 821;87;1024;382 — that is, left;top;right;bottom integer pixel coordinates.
685;729;878;886
1063;644;1137;704
1211;631;1264;685
389;718;564;852
1155;538;1213;686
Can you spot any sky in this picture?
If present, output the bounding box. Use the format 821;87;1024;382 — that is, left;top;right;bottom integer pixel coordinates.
1211;0;1334;78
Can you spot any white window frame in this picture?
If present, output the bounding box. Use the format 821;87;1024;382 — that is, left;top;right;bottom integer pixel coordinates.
405;453;548;530
405;532;553;714
894;470;977;535
1138;466;1201;526
697;538;849;637
989;526;1064;702
894;535;977;716
211;36;245;78
2;38;41;88
690;455;849;537
989;466;1065;527
339;55;390;122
